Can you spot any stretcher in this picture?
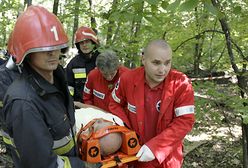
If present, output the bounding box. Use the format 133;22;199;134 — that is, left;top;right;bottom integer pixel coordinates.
77;119;140;167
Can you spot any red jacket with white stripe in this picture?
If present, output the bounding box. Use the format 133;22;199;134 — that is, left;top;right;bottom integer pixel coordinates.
83;66;129;111
109;67;195;168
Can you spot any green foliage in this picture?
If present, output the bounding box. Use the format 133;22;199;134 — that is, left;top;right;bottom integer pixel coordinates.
0;0;21;48
193;81;247;125
166;0;181;11
0;0;247;123
178;0;199;12
203;0;220;16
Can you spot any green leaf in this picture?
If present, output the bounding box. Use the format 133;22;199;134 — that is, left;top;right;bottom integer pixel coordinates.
233;6;242;15
151;4;158;12
146;0;160;5
166;0;181;12
161;1;169;10
242;115;248;124
204;1;219;16
178;0;199;12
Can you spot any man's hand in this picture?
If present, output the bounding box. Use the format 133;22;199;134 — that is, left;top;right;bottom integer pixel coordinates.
74;101;85;109
136;145;155;162
84;162;102;168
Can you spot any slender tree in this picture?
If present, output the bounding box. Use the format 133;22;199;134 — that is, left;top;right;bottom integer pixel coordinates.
105;0;118;45
87;0;97;32
72;0;80;46
53;0;59;15
211;0;248;167
24;0;32;7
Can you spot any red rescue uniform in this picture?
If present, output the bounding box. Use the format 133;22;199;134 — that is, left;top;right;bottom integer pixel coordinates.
109;67;195;168
83;66;129;111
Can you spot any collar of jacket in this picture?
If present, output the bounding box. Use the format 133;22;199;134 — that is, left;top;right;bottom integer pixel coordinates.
23;64;66;97
78;49;99;63
132;67;174;133
133;67;173;94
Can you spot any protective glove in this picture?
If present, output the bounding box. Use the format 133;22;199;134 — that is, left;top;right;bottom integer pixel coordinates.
136;144;155;162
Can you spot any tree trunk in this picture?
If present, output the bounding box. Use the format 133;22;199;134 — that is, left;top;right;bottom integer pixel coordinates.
24;0;32;7
53;0;59;15
87;0;97;32
128;1;144;68
211;0;248;167
130;1;144;40
72;0;80;46
106;0;118;45
193;7;201;76
1;0;6;47
242;122;248;168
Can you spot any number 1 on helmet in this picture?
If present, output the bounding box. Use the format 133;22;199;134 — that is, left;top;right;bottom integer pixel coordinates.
50;26;59;41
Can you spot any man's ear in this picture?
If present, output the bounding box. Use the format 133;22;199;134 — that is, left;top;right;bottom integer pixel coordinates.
141;55;145;65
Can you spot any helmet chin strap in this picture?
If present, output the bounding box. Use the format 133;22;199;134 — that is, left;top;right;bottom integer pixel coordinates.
5;56;16;70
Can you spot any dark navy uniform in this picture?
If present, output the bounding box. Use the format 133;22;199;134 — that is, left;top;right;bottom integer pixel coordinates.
1;64;101;168
0;62;19;118
0;58;5;65
66;51;99;102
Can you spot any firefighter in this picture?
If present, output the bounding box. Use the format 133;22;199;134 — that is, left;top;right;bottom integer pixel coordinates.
82;50;129;111
66;26;100;103
1;5;101;168
0;32;19;116
0;34;20;158
109;39;195;167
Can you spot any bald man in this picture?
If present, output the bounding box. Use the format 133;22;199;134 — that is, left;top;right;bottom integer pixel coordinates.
75;106;124;156
109;39;195;167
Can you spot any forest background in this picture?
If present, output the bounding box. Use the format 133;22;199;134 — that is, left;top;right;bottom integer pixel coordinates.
0;0;247;167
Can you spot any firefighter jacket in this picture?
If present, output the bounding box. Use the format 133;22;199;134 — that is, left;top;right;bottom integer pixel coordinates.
109;67;195;168
83;66;129;111
0;63;19;116
66;50;99;102
1;64;98;168
0;58;5;65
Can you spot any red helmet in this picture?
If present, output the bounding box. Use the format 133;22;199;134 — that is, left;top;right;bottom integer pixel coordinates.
10;5;69;65
75;26;99;45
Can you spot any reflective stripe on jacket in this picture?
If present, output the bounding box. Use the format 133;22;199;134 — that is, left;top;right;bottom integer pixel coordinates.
83;66;129;111
1;65;86;168
66;51;99;102
109;67;195;168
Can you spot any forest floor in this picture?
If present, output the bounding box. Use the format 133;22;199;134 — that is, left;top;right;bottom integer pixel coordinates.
183;103;242;168
183;123;242;168
0;121;242;168
0;85;243;167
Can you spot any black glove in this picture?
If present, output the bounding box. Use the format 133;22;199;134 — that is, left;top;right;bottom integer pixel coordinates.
84;162;102;168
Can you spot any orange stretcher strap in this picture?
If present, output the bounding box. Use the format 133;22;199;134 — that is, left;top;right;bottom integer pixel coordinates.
92;125;130;139
77;118;114;140
101;156;138;168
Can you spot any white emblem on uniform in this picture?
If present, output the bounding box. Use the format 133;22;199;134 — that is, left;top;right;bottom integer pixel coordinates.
115;78;120;90
156;100;161;112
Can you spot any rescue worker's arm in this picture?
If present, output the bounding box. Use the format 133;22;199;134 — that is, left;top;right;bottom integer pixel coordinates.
74;102;105;111
7;100;100;168
83;72;94;105
66;62;75;97
109;78;131;128
144;76;195;164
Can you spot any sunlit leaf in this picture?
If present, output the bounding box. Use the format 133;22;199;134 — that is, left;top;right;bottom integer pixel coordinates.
203;1;219;16
178;0;199;12
233;6;242;15
166;0;181;12
161;1;169;10
146;0;160;5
